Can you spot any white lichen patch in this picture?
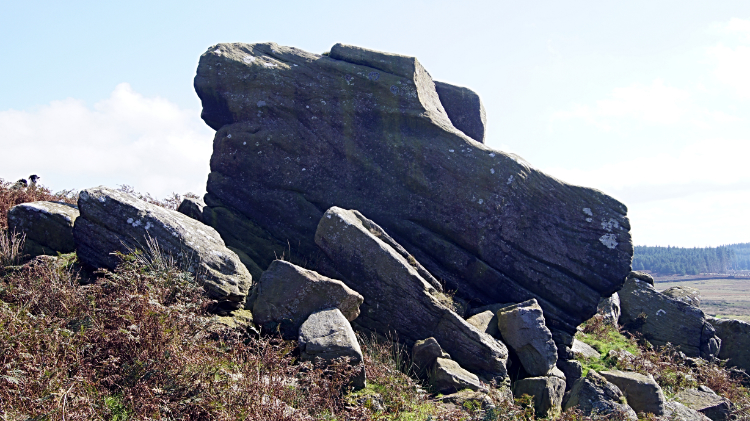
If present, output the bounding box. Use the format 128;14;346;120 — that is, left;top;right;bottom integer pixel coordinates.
262;62;277;68
243;55;256;63
226;133;232;139
599;233;618;249
600;218;620;232
656;309;666;316
478;199;484;205
127;218;133;224
489;153;495;157
98;196;107;203
583;208;593;216
506;175;514;185
490;168;495;174
449;149;455;153
144;222;153;230
586;218;593;223
243;142;246;145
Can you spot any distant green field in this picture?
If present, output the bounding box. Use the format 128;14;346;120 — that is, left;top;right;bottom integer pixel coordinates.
655;278;750;322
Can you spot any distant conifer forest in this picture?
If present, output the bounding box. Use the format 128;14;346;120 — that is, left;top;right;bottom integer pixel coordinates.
632;243;750;275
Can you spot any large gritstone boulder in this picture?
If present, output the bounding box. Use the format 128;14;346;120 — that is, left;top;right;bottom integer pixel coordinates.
496;299;558;376
253;260;363;337
600;370;666;416
74;186;252;310
299;308;365;389
194;41;633;335
563;370;637;420
315;206;508;382
7;201;79;257
619;274;720;359
709;317;750;372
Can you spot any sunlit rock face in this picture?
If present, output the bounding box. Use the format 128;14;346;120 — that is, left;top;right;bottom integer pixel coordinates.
194;41;633;333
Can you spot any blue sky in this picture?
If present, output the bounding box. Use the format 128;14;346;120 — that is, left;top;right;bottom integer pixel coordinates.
2;1;749;247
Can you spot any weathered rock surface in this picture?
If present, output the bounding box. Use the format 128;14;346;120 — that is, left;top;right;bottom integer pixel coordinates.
675;389;730;421
73;186;252;309
710;317;750;372
433;81;486;143
513;376;566;418
465;310;500;338
412;337;450;375
7;201;79;257
571;339;601;360
600;370;666;416
195;41;633;334
496;299;557;376
556;359;582;391
598;292;621;324
431;357;487;394
315;206;508;381
619;274;720;359
252;260;363;337
664;401;712;421
563;370;637;420
177;197;206;223
662;286;702;307
437;390;495;410
298;308;365;389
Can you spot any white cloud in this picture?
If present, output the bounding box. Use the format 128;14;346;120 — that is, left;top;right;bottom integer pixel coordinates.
0;83;214;198
709;43;750;98
551;79;692;128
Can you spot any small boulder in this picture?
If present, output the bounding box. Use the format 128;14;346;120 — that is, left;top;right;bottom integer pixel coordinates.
430;357;487;394
299;308;365;389
437;390;495;410
619;272;720;359
675;389;730;421
465;310;500;338
496;299;557;376
563;370;637;420
412;337;450;375
513;376;566;418
252;260;363;337
709;317;750;372
571;339;601;360
433;81;487;143
662;286;701;307
73;186;252;310
177;197;206;223
597;292;621;325
600;369;666;416
664;401;712;421
7;201;79;257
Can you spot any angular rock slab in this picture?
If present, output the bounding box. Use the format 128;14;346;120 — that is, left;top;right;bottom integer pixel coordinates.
710;317;750;372
299;308;365;389
600;370;666;416
430;357;487;394
434;81;486;143
563;370;637;420
571;339;601;360
315;206;508;382
466;310;501;338
619;274;720;359
496;299;558;376
195;41;633;334
513;376;566;418
7;201;79;257
665;401;712;421
412;337;450;375
74;186;252;308
253;260;363;337
177;197;206;224
675;389;730;421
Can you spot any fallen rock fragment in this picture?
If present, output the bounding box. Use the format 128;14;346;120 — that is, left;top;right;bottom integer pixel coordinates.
600;369;666;416
709;317;750;372
252;260;363;337
597;292;621;324
675;389;730;421
563;370;637;420
412;337;450;376
177;197;206;223
431;357;487;394
496;299;557;376
664;401;712;421
433;80;486;143
513;375;566;418
7;201;79;257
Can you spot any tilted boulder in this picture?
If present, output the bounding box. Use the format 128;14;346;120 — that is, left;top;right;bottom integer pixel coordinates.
433;81;486;143
7;201;79;257
597;292;621;324
600;370;666;416
619;274;720;359
466;310;500;338
513;376;566;418
253;260;363;337
299;308;365;389
662;286;701;307
563;370;637;420
710;317;750;372
430;357;487;394
496;299;558;376
674;389;730;421
315;206;508;382
412;337;451;375
194;41;633;335
73;186;252;310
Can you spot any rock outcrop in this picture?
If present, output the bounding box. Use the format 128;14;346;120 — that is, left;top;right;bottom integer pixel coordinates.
298;308;365;389
619;274;720;359
7;201;79;257
315;206;508;382
252;260;363;337
496;299;558;376
710;317;750;372
73;186;252;310
194;41;633;334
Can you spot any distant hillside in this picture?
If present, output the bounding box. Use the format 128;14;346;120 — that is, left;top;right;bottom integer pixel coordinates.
633;243;750;275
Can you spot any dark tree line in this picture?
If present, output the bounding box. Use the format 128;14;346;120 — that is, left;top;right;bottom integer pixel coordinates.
633;243;750;275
